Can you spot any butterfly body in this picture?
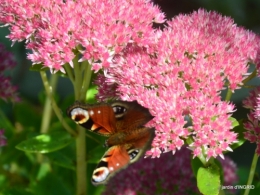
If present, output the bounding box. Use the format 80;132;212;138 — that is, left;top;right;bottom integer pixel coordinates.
67;100;154;185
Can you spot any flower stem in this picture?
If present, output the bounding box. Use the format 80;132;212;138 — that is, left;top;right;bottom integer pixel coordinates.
37;74;58;163
80;60;92;101
40;74;58;134
73;55;83;99
76;125;87;195
72;59;92;195
244;153;258;195
40;71;77;137
242;69;257;85
225;89;232;101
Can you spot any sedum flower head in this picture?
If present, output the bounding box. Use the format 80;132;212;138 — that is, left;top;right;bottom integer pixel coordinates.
0;0;165;72
0;43;19;102
243;87;260;155
95;9;260;159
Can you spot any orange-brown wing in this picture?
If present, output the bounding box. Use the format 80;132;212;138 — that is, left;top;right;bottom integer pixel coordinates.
67;101;117;136
104;101;154;146
93;127;155;185
92;142;148;185
111;100;153;131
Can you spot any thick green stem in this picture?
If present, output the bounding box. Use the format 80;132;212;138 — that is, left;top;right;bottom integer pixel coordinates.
73;55;83;99
242;69;257;85
225;89;232;102
38;74;58;163
64;63;75;84
244;153;258;195
76;126;87;195
40;74;58;134
40;71;77;137
72;59;92;195
80;61;92;101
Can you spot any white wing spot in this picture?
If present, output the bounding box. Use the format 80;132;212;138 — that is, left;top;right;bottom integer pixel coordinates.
89;110;94;115
109;167;114;171
116;163;119;166
98;110;101;114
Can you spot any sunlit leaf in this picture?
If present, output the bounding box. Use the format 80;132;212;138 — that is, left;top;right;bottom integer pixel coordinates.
229;117;239;128
197;163;220;195
86;85;98;103
16;131;73;153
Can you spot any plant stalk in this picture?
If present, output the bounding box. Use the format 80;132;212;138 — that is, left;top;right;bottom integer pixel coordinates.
40;71;77;137
72;58;92;195
244;153;258;195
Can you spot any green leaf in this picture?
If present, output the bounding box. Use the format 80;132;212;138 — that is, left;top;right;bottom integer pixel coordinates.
0;188;34;195
29;64;49;72
45;151;75;170
16;131;73;153
86;85;98;103
197;163;221;195
31;173;71;195
29;64;67;77
14;102;41;129
191;157;204;177
229;117;239;128
0;110;15;138
86;145;106;164
230;119;246;150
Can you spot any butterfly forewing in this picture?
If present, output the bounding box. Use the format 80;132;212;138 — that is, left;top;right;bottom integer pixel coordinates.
67;102;117;135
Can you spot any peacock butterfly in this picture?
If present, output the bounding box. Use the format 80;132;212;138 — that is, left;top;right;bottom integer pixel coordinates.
67;100;154;185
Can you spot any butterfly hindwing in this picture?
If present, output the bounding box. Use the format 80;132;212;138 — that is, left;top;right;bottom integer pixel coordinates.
92;134;152;186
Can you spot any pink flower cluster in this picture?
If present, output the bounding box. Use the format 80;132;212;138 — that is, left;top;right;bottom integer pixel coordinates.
103;147;238;195
243;87;260;155
0;0;165;72
0;43;19;102
95;10;260;159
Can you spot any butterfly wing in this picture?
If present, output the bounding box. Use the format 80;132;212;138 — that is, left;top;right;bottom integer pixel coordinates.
67;100;155;185
111;100;154;128
67;101;117;136
92;101;155;185
92;130;153;186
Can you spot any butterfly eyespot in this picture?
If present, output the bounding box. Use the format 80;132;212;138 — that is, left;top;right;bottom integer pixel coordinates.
128;149;139;160
70;108;89;124
112;106;127;118
92;167;110;183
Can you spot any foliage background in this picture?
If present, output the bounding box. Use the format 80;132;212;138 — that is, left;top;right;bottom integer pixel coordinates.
1;0;260;194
